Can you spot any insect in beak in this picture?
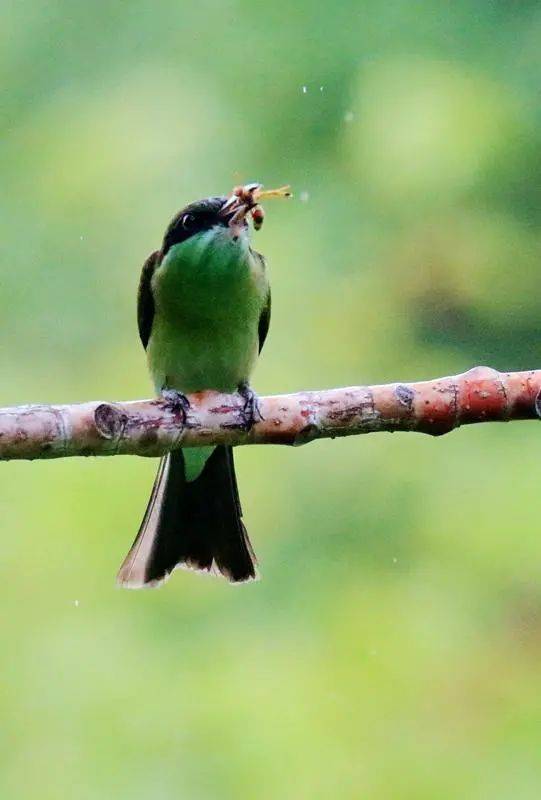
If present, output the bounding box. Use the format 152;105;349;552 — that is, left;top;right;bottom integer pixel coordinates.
219;183;292;231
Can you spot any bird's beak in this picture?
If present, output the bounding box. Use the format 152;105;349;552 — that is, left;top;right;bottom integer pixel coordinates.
219;183;292;233
219;183;262;228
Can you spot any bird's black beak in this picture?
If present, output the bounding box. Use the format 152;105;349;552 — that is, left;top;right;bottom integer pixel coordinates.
219;182;291;232
219;183;262;227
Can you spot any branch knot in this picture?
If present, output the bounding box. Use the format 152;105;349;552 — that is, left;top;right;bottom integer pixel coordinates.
94;404;128;441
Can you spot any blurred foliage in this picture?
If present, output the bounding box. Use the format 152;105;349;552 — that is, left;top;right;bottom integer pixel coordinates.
2;1;541;798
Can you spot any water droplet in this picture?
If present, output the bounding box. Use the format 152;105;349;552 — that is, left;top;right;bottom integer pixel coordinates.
74;599;80;607
302;85;307;94
344;111;354;123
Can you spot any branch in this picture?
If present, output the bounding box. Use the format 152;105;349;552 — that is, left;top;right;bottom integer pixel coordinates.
1;366;540;461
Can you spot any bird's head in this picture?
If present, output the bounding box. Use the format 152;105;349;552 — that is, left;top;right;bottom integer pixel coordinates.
160;183;291;258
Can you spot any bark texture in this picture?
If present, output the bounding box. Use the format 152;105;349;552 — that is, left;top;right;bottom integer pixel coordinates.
1;367;540;461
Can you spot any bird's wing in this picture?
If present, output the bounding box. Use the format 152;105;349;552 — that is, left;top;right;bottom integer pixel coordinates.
253;250;271;354
258;287;271;354
137;250;160;350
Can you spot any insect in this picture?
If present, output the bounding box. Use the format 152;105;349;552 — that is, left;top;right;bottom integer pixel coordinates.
225;183;292;231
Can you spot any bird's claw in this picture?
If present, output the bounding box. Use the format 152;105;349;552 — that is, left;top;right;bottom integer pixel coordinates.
160;388;190;424
238;383;264;431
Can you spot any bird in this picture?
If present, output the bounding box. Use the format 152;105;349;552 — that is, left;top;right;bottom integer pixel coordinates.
117;182;290;588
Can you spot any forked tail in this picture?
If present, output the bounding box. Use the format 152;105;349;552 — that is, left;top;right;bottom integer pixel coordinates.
117;446;257;588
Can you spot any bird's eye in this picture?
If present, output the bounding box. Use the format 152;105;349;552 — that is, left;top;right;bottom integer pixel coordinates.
181;213;196;230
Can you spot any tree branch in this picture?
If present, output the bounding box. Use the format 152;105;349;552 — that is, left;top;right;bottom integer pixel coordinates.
1;366;540;461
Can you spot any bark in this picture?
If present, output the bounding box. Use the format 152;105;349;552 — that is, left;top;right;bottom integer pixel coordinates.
1;366;540;461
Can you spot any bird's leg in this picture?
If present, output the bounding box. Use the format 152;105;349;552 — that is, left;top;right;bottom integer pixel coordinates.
237;382;264;430
160;387;190;425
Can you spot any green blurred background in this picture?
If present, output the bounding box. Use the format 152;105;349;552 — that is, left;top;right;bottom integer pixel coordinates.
2;2;541;797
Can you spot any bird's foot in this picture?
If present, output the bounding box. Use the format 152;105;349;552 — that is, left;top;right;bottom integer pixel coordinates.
238;382;264;431
160;388;190;425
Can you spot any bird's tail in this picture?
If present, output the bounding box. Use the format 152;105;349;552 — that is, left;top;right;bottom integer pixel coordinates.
117;446;257;588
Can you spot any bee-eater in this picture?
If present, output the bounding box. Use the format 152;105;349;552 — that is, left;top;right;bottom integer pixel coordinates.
117;183;289;588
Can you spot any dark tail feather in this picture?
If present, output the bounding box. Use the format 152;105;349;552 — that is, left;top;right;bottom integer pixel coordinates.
117;446;257;588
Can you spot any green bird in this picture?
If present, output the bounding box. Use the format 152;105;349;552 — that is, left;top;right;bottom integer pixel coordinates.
117;182;289;588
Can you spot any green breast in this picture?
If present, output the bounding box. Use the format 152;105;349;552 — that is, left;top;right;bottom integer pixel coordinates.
147;226;268;394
